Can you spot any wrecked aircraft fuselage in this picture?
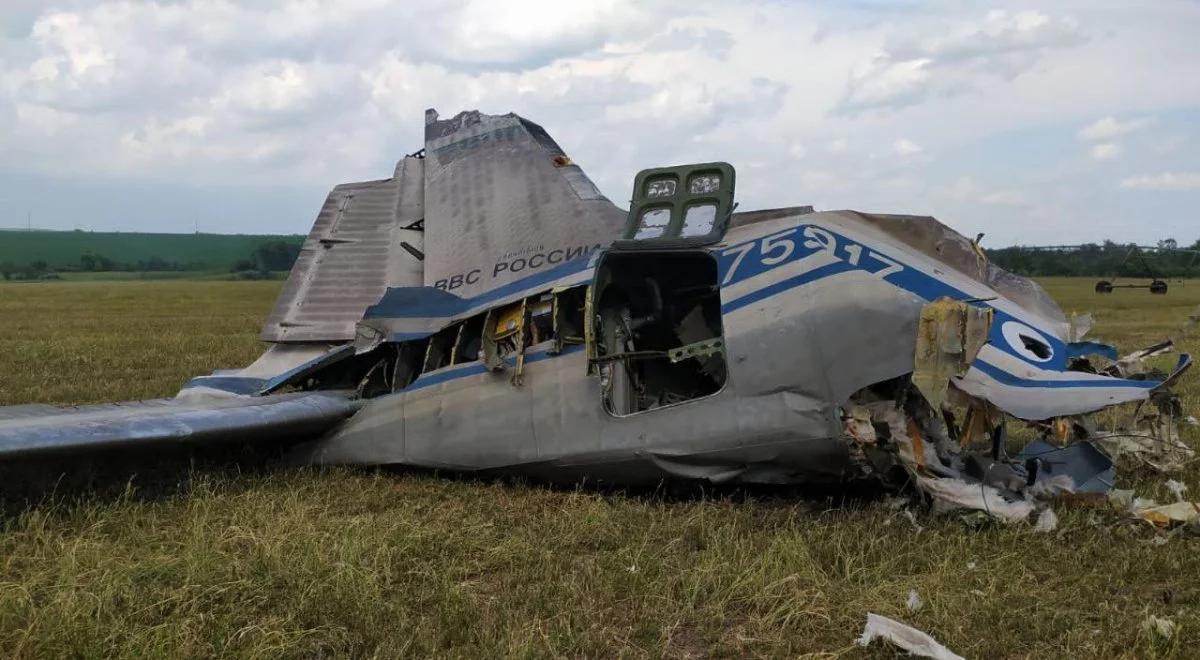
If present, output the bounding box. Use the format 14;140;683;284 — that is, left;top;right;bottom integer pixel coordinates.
0;109;1191;522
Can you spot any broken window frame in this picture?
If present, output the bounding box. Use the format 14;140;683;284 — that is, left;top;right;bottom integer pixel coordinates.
450;314;486;365
551;285;588;355
422;324;459;373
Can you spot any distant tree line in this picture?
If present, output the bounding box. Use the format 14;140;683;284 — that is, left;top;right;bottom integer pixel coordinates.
0;240;302;281
985;238;1200;278
230;240;302;275
5;236;1197;282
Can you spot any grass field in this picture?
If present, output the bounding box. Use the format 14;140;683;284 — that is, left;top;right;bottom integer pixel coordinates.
0;278;1198;657
0;230;302;272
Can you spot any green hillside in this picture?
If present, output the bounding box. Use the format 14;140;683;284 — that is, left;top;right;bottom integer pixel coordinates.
0;230;304;274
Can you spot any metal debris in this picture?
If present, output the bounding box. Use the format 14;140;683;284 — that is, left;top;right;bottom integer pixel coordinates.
1108;488;1200;527
1134;501;1200;527
1094;429;1194;473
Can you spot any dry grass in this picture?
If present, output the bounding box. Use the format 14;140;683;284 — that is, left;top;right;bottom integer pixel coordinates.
0;278;1198;658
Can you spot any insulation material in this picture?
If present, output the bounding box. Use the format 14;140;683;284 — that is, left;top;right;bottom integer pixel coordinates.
1108;489;1200;527
916;475;1035;523
912;298;993;412
857;613;964;660
1134;501;1200;527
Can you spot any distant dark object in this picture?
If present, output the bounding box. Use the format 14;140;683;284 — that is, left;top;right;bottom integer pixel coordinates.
995;243;1199;296
1095;278;1169;294
1091;245;1186;295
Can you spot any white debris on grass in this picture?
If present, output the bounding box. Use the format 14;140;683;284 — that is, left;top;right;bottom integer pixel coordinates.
1025;473;1076;500
906;590;924;612
1165;479;1188;502
1108;488;1200;527
1034;508;1058;533
917;476;1035;523
1142;614;1178;641
858;613;965;660
904;509;924;533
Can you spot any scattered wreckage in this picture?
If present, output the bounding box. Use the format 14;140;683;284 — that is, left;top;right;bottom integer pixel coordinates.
0;108;1194;527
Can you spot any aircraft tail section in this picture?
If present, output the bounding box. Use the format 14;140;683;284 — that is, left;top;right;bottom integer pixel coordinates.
260;158;426;343
421;109;626;298
261;108;626;342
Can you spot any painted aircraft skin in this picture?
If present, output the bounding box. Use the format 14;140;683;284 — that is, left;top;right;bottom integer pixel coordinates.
0;109;1188;492
282;207;1182;485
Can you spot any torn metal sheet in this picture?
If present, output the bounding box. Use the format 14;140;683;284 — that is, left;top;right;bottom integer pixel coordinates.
917;475;1035;523
1093;425;1195;473
1016;439;1115;494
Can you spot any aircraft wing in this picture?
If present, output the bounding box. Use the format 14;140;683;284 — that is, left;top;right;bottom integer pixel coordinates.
0;392;360;458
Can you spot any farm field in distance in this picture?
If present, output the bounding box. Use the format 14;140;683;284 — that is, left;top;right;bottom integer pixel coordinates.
0;230;303;272
0;278;1198;657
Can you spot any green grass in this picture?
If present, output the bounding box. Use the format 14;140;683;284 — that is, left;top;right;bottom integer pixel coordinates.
0;278;1198;657
0;230;302;271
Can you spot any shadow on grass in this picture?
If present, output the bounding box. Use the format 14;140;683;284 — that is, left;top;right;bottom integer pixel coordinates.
0;441;908;520
0;442;292;518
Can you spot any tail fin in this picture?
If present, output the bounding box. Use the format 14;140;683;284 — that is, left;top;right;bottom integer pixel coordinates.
421;109;625;298
260;157;426;342
262;108;626;343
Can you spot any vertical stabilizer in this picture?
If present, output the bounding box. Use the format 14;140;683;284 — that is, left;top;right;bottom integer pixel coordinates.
421;109;625;299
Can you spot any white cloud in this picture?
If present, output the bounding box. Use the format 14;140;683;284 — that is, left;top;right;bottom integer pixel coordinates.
839;10;1086;112
940;177;1026;206
0;1;1197;245
893;138;922;157
1089;142;1121;160
980;190;1028;206
1078;116;1151;141
1120;172;1200;191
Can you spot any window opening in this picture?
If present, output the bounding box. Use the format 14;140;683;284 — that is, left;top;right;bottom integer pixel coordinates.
590;251;726;415
423;324;458;372
452;314;486;364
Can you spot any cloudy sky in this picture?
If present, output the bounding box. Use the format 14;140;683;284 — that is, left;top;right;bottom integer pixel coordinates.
1;0;1197;246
